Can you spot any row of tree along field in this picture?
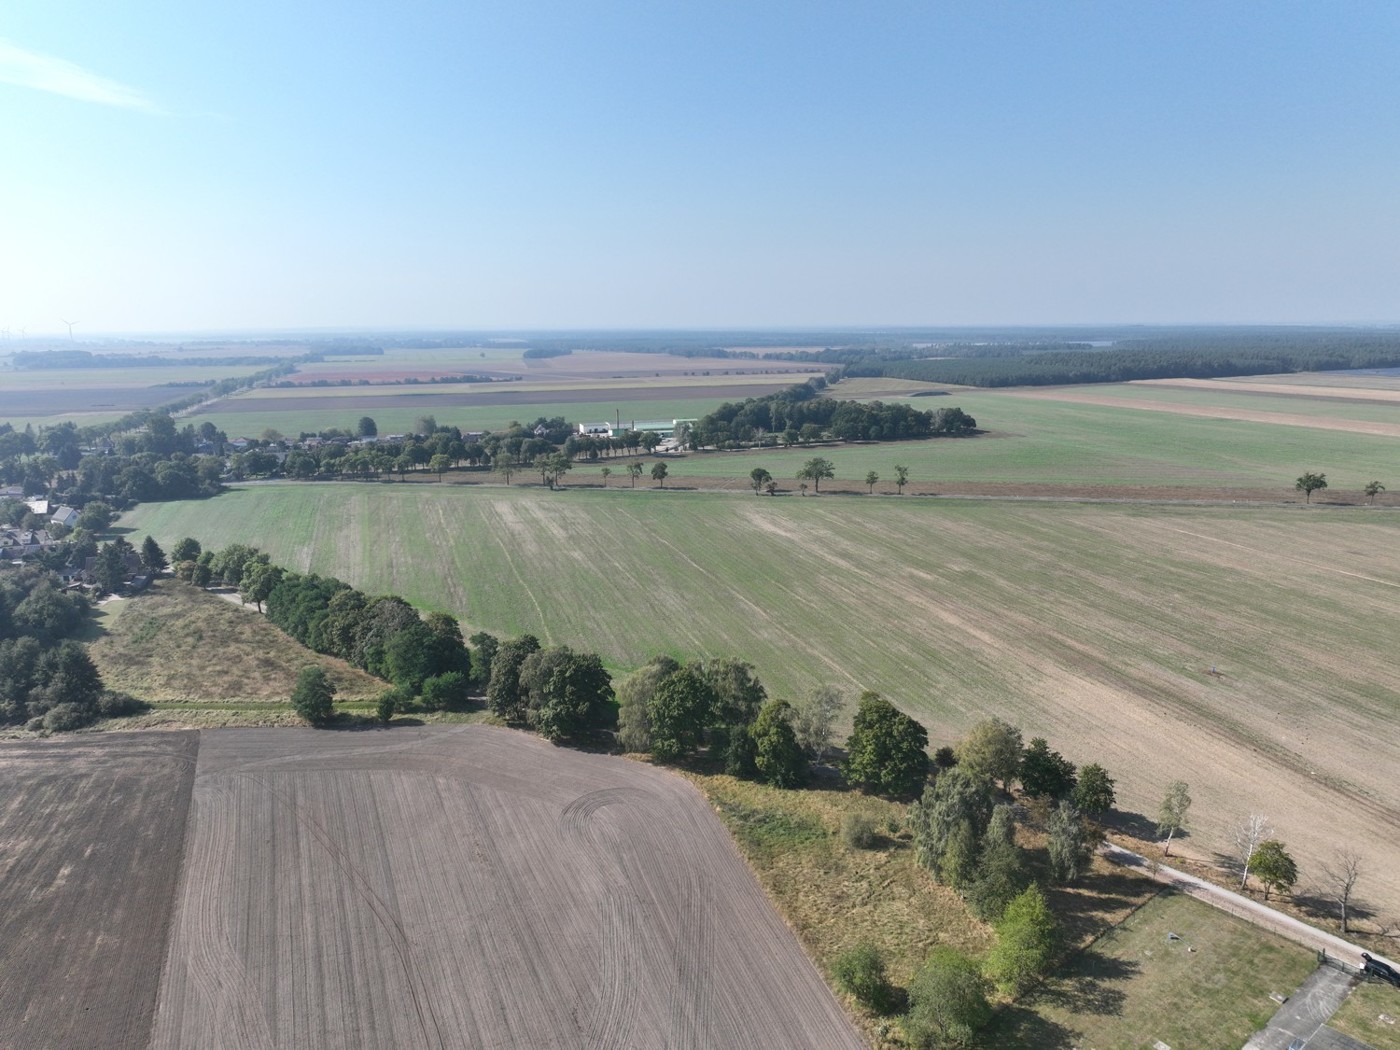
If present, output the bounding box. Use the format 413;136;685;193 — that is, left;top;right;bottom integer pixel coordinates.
159;537;1364;1047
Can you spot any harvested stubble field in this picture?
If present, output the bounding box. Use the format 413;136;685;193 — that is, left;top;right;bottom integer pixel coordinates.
0;732;197;1050
150;726;862;1050
123;484;1400;924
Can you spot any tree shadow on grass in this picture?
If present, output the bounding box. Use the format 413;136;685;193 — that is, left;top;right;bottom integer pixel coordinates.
1033;953;1138;1017
984;1002;1079;1049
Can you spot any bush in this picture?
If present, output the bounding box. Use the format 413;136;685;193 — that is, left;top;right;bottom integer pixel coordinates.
832;942;898;1014
291;666;336;725
841;811;880;850
43;702;95;732
905;946;992;1048
96;690;149;718
420;671;470;711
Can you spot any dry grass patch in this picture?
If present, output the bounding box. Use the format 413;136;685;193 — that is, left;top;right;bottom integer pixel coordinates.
1329;978;1400;1049
88;580;382;705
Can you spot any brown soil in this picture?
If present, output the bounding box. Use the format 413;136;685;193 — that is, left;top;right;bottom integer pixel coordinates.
149;726;863;1050
0;732;197;1050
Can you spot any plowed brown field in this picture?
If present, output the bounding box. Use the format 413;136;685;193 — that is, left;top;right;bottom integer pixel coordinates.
0;732;197;1050
146;726;862;1050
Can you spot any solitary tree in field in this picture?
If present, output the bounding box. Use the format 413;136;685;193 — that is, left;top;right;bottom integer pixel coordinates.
1157;780;1191;856
650;461;669;488
357;416;378;438
291;666;335;725
1235;813;1274;889
628;462;643;487
1295;471;1327;503
1365;480;1386;504
865;470;879;493
1249;840;1298;901
600;466;611;486
750;467;772;495
894;464;909;494
797;457;835;492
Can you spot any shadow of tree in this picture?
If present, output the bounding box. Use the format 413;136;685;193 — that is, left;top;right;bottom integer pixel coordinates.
1100;807;1162;842
984;1002;1080;1048
1033;953;1139;1016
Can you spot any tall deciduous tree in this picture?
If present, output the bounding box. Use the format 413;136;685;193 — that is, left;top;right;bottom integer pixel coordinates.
1249;840;1298;901
955;717;1022;789
650;461;669;488
750;467;772;494
842;691;929;797
1321;850;1363;934
894;464;909;494
984;885;1058;996
1073;763;1116;820
908;767;995;888
1046;801;1093;884
1365;480;1386;504
751;699;809;787
1157;780;1191;856
790;684;844;762
797;457;835;492
1019;738;1077;799
1236;813;1274;889
518;645;613;740
865;470;879;493
486;634;541;723
616;655;681;753
647;666;715;761
1295;471;1327;503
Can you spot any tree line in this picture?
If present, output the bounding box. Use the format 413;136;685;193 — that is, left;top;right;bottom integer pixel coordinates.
0;564;144;730
687;379;976;449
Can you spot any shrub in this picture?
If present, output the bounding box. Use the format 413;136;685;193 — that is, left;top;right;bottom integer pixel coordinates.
291;666;335;725
832;942;897;1014
842;811;880;850
904;946;991;1048
96;691;148;718
420;671;470;711
43;702;95;732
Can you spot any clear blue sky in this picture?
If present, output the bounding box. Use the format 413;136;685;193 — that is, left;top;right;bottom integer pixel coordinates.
2;1;1397;334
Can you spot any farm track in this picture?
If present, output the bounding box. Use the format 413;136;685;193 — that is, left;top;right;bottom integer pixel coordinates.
141;726;862;1050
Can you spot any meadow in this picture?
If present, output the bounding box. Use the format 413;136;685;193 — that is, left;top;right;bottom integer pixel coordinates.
122;482;1400;923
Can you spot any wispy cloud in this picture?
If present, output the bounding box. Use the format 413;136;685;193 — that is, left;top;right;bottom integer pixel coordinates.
0;38;159;112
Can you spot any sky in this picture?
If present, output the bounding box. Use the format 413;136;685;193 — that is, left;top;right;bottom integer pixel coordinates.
1;1;1398;335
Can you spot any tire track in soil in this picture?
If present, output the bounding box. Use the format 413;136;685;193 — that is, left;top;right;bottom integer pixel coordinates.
558;787;647;1050
161;777;277;1050
669;868;715;1050
228;771;445;1050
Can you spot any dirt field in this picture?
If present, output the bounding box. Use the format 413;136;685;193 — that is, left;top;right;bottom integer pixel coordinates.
0;732;197;1050
149;726;862;1050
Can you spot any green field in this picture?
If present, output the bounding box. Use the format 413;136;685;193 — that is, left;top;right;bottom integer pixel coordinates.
120;481;1400;925
998;890;1314;1048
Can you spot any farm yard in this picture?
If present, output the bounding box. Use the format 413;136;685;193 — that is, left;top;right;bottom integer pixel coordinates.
0;732;198;1050
146;725;862;1050
122;482;1400;928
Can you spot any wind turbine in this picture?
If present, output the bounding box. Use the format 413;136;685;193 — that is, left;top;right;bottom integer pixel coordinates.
61;318;76;343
